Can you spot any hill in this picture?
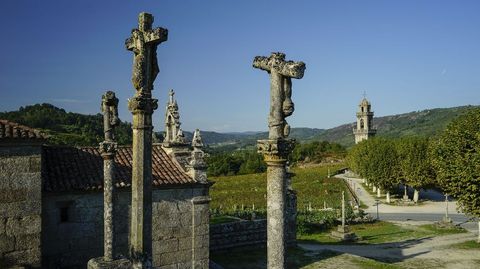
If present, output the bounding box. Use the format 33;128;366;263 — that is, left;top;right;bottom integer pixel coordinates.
0;103;133;146
313;106;476;147
200;106;477;148
0;103;475;147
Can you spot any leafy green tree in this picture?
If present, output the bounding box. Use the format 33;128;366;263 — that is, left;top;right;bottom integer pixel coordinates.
431;108;480;227
348;138;400;202
397;137;435;202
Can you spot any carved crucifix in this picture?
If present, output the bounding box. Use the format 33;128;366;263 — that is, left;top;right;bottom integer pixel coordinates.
253;52;305;140
126;12;168;97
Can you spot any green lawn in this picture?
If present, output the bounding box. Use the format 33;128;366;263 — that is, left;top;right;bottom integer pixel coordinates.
298;221;466;244
450;240;480;249
210;164;348;214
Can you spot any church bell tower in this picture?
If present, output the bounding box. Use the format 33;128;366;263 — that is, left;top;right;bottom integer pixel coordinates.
353;96;376;144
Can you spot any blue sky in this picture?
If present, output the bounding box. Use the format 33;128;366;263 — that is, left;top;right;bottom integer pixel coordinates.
1;0;480;132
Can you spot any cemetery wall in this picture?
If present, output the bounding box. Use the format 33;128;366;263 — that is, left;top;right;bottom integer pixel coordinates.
0;145;43;268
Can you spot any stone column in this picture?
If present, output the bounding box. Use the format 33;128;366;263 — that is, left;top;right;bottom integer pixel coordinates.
254;52;305;269
100;91;120;261
125;12;167;268
88;92;132;268
341;191;345;229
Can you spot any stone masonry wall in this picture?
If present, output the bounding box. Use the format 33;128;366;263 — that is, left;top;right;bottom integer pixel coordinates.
0;145;43;268
42;186;209;269
210;219;267;251
210;191;297;251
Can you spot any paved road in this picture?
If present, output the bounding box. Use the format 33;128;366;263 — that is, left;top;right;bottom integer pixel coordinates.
336;173;479;234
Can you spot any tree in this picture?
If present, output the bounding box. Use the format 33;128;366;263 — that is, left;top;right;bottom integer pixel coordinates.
431;108;480;232
366;138;400;202
347;138;400;202
397;137;435;203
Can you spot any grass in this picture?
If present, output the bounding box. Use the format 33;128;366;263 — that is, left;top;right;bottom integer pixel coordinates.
298;221;466;244
210;215;241;225
210;164;349;214
450;240;480;249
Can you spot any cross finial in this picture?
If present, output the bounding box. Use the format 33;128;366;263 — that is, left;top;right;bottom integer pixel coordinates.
362;90;367;99
169;89;175;103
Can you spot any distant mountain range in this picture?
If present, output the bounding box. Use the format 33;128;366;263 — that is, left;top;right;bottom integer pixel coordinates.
0;103;476;147
196;105;477;148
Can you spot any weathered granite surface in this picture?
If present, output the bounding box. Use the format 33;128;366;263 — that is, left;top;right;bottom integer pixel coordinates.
254;52;305;269
0;145;42;268
42;186;209;269
126;12;167;268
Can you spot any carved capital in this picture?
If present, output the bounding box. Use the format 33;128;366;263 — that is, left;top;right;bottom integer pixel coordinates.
257;138;296;163
128;96;158;114
99;141;117;159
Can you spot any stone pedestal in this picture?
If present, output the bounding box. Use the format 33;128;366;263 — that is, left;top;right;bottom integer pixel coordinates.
330;225;358;241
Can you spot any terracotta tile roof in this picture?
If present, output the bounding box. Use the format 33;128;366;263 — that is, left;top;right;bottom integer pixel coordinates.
0;119;49;140
42;145;197;192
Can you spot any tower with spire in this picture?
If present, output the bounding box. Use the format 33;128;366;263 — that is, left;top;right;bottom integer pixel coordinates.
353;95;376;144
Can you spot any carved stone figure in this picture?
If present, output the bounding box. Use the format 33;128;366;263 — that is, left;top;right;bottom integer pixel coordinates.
126;13;168;96
253;52;305;269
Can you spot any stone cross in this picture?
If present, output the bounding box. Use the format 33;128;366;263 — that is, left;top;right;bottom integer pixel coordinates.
253;52;305;139
126;12;167;268
254;52;305;269
126;12;168;97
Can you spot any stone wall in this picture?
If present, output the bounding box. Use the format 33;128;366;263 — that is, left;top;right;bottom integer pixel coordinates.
210;219;267;251
210;191;297;252
42;186;209;269
0;145;43;268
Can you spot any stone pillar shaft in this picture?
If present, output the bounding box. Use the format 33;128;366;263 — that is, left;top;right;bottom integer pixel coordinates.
266;162;286;269
341;191;345;229
104;156;115;261
130;111;154;257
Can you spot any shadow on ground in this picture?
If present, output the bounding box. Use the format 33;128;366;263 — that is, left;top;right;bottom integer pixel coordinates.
211;236;439;269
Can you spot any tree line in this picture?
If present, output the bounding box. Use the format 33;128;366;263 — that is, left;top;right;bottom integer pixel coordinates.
347;108;480;219
206;140;345;177
0;103;133;146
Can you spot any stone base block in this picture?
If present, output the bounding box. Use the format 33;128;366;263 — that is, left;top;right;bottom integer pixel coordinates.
331;226;359;241
87;257;132;269
436;218;455;229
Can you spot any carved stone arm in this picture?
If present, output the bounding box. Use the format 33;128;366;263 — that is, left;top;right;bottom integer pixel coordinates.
144;27;168;44
278;60;306;79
